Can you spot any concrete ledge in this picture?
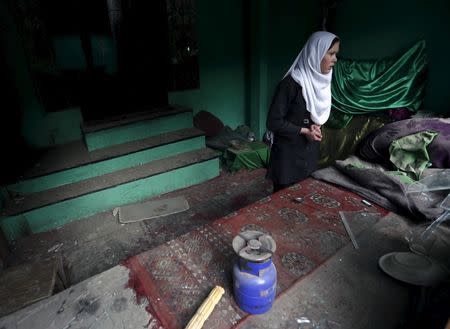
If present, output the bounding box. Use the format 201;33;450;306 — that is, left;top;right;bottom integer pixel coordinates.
83;108;193;151
1;149;220;242
9;129;205;194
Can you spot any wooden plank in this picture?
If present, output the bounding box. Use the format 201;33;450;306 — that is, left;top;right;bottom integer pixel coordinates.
0;257;57;316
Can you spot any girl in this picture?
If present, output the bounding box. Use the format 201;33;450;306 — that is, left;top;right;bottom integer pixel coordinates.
266;31;340;192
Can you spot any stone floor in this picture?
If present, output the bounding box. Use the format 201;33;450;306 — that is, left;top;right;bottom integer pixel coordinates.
3;199;449;329
2;167;450;328
9;167;273;285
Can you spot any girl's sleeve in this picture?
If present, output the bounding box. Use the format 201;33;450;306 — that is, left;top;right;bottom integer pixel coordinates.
266;79;301;139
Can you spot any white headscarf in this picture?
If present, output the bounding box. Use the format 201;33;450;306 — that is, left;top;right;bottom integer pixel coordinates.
284;31;338;125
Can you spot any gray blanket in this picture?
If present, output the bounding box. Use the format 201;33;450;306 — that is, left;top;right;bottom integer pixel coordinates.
312;156;449;221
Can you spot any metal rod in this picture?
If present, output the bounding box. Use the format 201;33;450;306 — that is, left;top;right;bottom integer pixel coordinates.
339;211;359;250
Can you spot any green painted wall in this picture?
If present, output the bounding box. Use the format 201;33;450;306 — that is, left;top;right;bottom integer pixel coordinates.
247;0;268;140
170;0;320;139
266;0;318;100
330;0;450;115
264;0;319;137
169;0;246;129
243;0;319;139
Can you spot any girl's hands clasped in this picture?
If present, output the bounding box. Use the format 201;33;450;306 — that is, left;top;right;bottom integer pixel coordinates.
301;124;322;142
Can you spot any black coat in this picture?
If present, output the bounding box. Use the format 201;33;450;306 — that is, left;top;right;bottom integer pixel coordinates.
266;75;320;185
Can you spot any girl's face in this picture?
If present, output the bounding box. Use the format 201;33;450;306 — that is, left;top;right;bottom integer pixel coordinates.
320;41;340;74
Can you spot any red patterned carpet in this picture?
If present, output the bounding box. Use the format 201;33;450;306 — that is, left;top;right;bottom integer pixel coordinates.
122;178;388;329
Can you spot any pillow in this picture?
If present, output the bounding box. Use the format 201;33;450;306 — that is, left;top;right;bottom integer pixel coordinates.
193;111;224;137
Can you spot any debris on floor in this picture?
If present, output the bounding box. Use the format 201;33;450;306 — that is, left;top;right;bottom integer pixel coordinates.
114;196;189;224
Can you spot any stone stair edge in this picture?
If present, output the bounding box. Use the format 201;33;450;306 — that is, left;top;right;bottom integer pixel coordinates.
21;127;205;181
81;106;192;134
1;148;220;217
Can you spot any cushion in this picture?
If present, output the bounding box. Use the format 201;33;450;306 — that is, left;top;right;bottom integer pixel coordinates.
193;111;224;137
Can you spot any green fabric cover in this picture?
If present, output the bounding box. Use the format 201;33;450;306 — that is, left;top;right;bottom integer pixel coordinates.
224;141;269;172
389;130;438;180
328;40;428;128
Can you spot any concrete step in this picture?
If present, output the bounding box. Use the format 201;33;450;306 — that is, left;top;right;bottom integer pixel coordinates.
8;128;205;195
0;148;220;242
82;106;193;151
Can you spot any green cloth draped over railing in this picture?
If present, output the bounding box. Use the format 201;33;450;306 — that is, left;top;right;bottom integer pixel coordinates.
328;40;428;128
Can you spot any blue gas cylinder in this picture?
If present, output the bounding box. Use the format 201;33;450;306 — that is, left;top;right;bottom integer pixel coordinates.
232;231;277;314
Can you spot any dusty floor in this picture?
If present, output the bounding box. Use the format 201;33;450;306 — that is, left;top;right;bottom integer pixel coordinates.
9;167;272;285
3;166;450;328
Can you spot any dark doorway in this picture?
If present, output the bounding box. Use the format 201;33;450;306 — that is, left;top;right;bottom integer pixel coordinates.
104;0;170;119
77;0;170;121
11;0;169;122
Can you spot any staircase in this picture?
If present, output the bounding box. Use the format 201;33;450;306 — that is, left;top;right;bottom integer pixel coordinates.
0;106;220;243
